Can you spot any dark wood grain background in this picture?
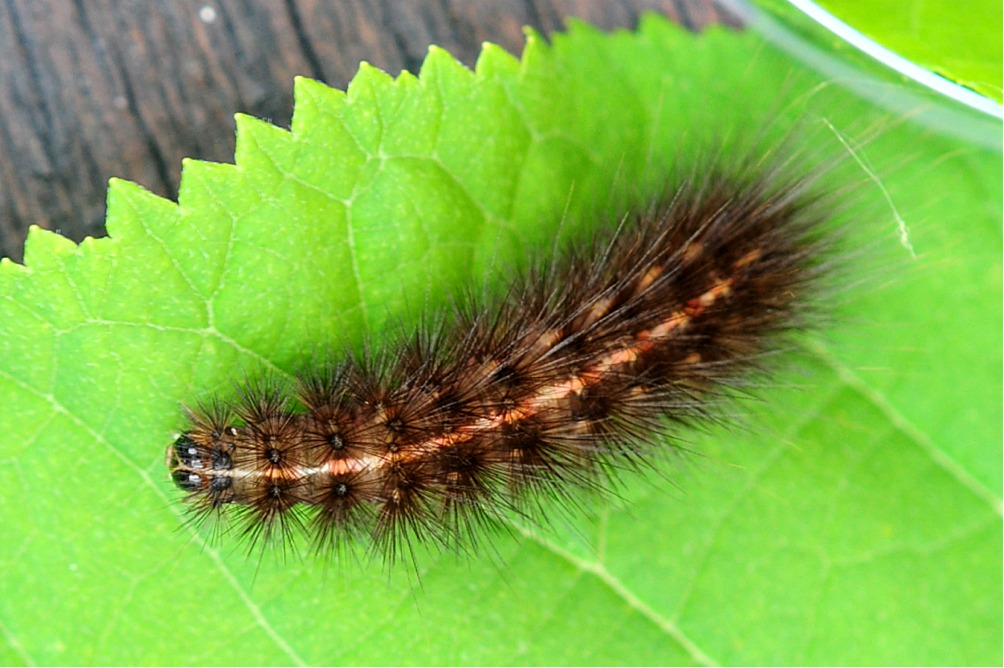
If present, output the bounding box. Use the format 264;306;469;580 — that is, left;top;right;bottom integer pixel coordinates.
0;0;735;262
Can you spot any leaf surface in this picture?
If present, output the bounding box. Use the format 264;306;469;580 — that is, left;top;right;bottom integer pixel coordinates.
816;0;1004;102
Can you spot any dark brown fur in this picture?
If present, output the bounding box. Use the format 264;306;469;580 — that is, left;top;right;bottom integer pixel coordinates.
168;165;830;561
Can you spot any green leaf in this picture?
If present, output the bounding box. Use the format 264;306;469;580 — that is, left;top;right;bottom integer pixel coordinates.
815;0;1004;103
0;16;1000;665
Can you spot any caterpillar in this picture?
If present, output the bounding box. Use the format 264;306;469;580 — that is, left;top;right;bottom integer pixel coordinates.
167;160;832;562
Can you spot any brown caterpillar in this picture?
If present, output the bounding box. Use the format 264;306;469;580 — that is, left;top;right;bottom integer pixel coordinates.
167;162;831;562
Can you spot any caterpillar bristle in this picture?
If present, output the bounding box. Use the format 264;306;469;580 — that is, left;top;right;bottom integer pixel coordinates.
167;161;833;564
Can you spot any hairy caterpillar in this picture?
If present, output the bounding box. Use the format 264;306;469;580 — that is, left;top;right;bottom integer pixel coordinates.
167;158;834;562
